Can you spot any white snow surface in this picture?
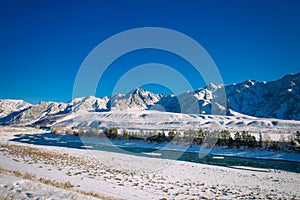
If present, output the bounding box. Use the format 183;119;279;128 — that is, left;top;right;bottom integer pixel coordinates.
0;173;98;200
53;110;300;135
0;127;299;199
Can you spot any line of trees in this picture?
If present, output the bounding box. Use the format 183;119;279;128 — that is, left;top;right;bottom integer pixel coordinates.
180;129;257;148
50;127;300;151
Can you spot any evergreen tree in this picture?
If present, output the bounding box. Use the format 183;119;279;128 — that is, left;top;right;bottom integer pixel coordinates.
122;129;129;139
168;130;176;141
259;132;262;147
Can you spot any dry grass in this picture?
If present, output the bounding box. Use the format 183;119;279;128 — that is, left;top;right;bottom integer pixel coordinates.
0;167;111;199
23;172;36;181
12;170;23;178
0;166;7;174
0;193;16;200
74;189;102;199
0;143;135;179
1;167;72;190
74;189;121;200
0;144;123;200
39;178;73;190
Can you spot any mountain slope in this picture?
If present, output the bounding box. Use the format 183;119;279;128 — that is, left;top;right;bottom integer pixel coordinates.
0;72;299;126
111;88;163;111
226;73;300;119
51;110;300;135
65;96;110;113
157;83;227;115
0;99;31;118
0;102;67;125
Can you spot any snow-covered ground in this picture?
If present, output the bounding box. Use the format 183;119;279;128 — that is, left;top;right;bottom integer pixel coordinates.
0;171;99;200
0;126;299;199
53;110;300;136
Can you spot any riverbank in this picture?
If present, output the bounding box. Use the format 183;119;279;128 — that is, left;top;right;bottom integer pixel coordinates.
9;131;300;163
0;127;300;199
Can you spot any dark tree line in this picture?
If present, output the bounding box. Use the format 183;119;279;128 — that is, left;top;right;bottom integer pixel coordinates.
51;127;300;151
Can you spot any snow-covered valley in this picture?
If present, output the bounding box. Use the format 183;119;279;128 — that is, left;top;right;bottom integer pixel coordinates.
0;127;299;199
0;73;300;199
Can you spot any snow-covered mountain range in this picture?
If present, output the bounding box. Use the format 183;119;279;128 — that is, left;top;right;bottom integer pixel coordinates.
226;73;300;120
0;73;299;131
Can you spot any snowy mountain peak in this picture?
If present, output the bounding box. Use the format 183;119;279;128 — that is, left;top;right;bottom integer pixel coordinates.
111;88;162;111
207;83;224;90
0;73;300;126
130;88;147;94
67;96;110;113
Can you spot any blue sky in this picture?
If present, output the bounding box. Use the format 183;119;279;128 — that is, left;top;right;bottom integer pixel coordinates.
0;0;300;103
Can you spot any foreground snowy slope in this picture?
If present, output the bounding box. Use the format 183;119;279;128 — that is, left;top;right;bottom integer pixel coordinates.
0;134;299;199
